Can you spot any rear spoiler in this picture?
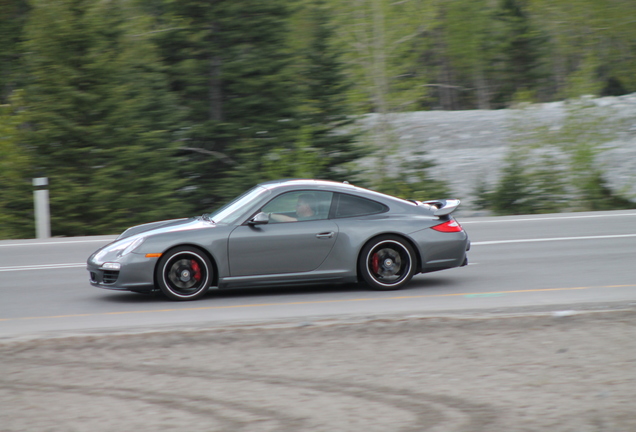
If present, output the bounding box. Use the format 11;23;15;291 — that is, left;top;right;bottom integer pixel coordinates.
415;199;461;216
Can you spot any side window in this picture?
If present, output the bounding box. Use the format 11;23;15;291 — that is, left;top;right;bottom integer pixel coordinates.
262;191;333;223
333;193;388;218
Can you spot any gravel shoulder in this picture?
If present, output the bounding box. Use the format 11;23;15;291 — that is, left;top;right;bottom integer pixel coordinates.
2;307;635;432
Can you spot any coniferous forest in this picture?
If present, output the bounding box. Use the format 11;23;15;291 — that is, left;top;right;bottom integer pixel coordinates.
1;0;635;237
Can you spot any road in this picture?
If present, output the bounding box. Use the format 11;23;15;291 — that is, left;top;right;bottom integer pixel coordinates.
1;210;635;339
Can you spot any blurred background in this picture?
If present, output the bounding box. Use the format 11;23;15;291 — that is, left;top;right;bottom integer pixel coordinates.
1;0;635;239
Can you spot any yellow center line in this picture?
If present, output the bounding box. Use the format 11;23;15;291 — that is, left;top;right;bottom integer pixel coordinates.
1;284;635;322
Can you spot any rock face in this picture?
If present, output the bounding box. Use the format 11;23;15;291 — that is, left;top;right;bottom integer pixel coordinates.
357;94;636;214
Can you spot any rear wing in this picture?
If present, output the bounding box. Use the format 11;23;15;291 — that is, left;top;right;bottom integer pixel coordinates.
416;199;461;216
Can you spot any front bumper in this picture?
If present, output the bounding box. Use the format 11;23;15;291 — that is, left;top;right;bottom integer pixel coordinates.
87;253;159;293
88;266;126;290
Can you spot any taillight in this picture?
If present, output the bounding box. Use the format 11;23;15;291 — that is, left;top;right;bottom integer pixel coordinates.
431;219;463;233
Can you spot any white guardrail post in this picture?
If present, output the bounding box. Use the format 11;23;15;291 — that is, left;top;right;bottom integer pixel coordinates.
33;177;51;239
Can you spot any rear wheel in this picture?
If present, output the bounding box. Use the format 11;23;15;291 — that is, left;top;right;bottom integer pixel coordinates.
156;246;213;301
359;236;417;291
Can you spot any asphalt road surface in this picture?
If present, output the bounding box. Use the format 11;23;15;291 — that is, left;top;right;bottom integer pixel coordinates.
1;210;635;339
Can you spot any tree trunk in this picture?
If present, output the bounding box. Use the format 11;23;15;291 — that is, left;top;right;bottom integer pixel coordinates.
371;0;389;115
474;65;490;109
209;54;222;122
209;23;222;122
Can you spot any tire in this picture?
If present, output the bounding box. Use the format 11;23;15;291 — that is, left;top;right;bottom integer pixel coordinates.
156;246;213;301
358;235;417;291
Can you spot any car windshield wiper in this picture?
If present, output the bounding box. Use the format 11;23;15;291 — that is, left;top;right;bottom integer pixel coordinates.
200;213;215;223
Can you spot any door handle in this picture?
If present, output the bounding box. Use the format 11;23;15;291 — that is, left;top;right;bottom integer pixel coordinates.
316;232;334;239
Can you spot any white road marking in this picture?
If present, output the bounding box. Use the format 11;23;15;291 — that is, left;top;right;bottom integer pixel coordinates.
462;213;636;224
2;234;634;272
0;239;115;248
0;263;86;272
473;233;636;246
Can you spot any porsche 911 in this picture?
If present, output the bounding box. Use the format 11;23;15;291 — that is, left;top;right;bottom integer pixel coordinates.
87;179;469;300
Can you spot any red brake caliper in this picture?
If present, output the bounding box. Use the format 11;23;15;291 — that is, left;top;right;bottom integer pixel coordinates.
191;260;202;281
371;253;380;274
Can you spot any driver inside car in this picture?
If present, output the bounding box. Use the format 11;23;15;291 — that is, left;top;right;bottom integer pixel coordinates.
270;193;319;222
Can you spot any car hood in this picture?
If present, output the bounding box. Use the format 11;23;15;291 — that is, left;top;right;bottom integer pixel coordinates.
117;217;211;240
90;218;215;266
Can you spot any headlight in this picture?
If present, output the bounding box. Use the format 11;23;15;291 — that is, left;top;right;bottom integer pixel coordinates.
93;236;146;263
121;237;145;256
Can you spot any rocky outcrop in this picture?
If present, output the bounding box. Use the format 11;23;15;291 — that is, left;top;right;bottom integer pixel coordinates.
358;94;636;214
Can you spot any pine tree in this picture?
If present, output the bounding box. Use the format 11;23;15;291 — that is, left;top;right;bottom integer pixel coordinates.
23;0;184;236
445;0;497;109
0;0;29;103
492;0;547;105
0;91;34;239
293;0;363;179
490;151;538;215
147;0;300;209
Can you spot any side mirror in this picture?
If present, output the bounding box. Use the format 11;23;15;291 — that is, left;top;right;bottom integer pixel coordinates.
248;212;269;225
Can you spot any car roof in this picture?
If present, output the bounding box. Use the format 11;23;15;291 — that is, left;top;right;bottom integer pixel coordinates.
258;179;357;191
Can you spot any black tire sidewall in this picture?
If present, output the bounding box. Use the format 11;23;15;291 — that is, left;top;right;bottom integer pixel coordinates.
359;235;416;291
156;246;213;301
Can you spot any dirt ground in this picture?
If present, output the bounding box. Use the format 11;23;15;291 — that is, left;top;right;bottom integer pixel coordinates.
1;307;635;432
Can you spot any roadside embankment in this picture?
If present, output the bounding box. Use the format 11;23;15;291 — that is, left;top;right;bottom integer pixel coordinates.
1;308;635;431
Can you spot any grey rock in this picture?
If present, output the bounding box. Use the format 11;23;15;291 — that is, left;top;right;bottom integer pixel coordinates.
355;93;636;213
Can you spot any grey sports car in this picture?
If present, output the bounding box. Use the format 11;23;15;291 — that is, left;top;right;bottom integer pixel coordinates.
87;179;469;300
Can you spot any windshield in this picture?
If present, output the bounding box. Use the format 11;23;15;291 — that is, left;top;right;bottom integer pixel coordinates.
203;186;270;224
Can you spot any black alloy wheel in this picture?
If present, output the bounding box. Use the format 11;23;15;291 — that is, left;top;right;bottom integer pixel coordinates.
156;246;213;301
359;235;417;291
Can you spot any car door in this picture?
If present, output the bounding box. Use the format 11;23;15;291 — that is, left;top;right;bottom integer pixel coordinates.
228;191;338;276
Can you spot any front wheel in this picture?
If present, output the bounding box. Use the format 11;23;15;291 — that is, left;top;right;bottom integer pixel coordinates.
156;246;213;301
358;236;417;291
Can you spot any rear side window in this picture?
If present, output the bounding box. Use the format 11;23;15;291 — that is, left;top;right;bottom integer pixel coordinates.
332;193;388;218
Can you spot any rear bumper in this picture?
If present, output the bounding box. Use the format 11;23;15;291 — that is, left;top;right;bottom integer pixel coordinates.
409;228;469;273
